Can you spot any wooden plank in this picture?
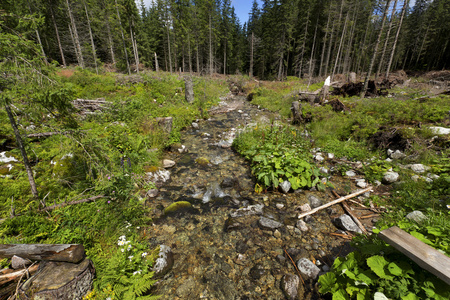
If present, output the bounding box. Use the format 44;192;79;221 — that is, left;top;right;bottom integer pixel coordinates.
379;226;450;285
0;244;85;264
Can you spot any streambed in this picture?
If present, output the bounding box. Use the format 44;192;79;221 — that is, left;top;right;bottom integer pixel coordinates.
146;94;365;299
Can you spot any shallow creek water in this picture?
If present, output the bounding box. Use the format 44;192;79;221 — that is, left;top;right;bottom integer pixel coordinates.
146;95;358;299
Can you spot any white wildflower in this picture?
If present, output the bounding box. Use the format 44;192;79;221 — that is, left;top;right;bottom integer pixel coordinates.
128;255;134;261
132;270;142;276
141;252;148;258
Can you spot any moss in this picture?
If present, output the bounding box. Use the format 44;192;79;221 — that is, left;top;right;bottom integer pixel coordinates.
143;165;160;173
195;157;210;167
164;201;192;215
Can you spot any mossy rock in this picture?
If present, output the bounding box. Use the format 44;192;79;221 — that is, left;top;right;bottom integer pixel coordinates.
143;165;160;173
52;153;80;178
195;157;210;167
164;201;192;215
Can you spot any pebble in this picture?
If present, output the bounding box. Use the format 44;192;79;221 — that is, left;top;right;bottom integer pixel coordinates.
296;220;309;232
259;217;283;230
279;180;291;193
297;258;320;280
382;171;399;184
314;154;325;162
406;210;428;223
273;230;282;238
308;195;322;209
230;204;264;218
298;203;311;212
345;170;356;177
334;214;362;234
281;274;300;300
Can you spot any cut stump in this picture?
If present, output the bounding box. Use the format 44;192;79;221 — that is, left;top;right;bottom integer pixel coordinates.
19;258;94;300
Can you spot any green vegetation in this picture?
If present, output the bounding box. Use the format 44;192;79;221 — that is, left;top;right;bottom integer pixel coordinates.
245;77;450;299
0;68;226;298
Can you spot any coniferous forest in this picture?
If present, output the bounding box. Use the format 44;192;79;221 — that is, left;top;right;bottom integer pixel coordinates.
2;0;449;78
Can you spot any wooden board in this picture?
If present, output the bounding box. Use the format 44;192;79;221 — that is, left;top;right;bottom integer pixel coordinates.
0;244;85;263
379;226;450;285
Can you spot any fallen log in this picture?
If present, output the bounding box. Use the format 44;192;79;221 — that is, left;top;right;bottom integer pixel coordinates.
0;244;85;264
298;187;373;219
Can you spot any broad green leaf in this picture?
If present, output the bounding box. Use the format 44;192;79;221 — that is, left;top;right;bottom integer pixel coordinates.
388;262;403;276
401;293;419;300
332;289;349;300
318;272;336;294
343;269;357;280
366;256;394;280
356;270;376;285
374;292;389;300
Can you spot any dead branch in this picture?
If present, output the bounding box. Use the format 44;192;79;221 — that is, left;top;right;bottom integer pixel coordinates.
298;187;373;219
341;202;369;235
0;264;39;286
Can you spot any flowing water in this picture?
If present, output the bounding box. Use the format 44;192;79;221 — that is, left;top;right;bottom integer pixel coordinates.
146;95;356;299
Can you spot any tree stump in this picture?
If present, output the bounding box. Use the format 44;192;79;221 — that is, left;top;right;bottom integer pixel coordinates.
291;101;303;124
19;259;94;300
184;77;194;103
348;72;357;83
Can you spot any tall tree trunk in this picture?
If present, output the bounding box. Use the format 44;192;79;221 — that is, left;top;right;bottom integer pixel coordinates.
130;19;140;74
102;0;116;66
343;3;358;74
298;8;310;78
249;32;254;78
114;0;130;75
277;29;285;81
209;13;213;75
166;25;172;73
356;10;373;73
83;0;98;74
319;4;332;77
5;103;38;198
49;4;66;67
415;23;430;68
28;1;47;63
324;2;337;77
66;0;84;68
196;41;200;74
376;0;398;79
308;15;319;86
332;12;349;80
154;53;159;72
223;39;227;75
361;0;391;97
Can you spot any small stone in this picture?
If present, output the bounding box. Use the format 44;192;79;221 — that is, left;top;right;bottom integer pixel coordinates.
279;180;291;193
327;153;335;159
178;145;187;153
315;154;324;162
391;150;406;159
164;201;192;215
429;126;450;135
224;217;243;232
334;214;362;234
411;175;420;182
322;265;330;272
297;258;320;280
298;203;311;212
296;220;309;232
281;274;300;300
11;256;31;269
146;189;159;198
276;203;285;209
382;171;399;184
230;204;264;218
406;211;428;223
162;159;176;168
410;164;427;174
276;255;287;265
427;173;440;180
250;263;265;280
345;170;356;177
356;179;367;188
308;195;322;209
274;230;282;238
259;217;283;230
319;167;329;174
374;180;382;186
191;122;199;129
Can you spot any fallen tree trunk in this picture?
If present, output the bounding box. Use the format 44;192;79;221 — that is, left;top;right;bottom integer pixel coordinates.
0;244;85;264
298;187;373;219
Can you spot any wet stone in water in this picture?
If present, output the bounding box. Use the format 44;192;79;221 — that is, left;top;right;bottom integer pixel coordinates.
259;216;283;230
281;274;300;300
297;258;320;280
249;263;266;281
308;195;322;209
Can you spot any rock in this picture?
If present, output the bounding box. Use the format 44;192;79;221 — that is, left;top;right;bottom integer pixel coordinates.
176;276;195;298
249;264;266;280
319;167;329;174
195;157;211;167
191;122;199;129
297;258;320;280
276;203;285;209
155;117;173;134
153;245;174;278
322;265;330;272
276;255;286;265
345;170;356;177
164;201;192;215
178;144;188;153
410;164;427;174
279;180;291;193
382;171;399;184
224;217;243;232
0;151;18;163
334;214;362;234
230;204;264;218
406;211;427;223
220;177;236;188
427;173;440;180
162;159;176;168
356;179;368;188
411;175;420;182
259;217;283;230
274;230;282;238
296;220;309;232
11;255;31;269
146;168;171;187
308;195;322;209
281;274;300;300
146;189;159;198
298;203;311;212
202;182;227;203
235;240;249;254
327;153;335;159
390;150;406;159
429;126;450;135
314;153;324;162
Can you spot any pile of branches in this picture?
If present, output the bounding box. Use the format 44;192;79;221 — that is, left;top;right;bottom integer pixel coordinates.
71;98;111;117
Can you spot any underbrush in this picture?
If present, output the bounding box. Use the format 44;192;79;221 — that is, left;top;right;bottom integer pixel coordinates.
0;68;227;298
241;77;450;299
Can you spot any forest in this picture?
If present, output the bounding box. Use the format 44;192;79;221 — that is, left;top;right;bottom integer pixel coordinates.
1;0;449;79
1;0;450;299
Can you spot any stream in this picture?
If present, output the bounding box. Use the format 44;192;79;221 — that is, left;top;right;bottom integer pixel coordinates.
146;94;360;299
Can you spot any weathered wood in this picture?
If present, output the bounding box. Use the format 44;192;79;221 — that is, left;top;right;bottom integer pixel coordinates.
298;187;373;219
19;259;94;300
0;244;85;264
185;77;194;103
0;264;39;286
379;226;450;285
291;101;303;124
